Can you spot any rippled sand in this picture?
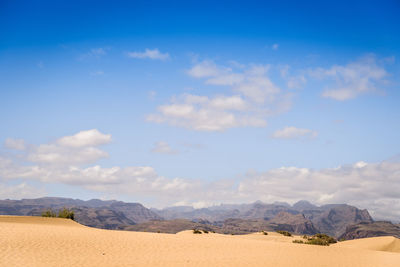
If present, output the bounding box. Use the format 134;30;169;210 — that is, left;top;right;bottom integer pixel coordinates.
1;216;399;266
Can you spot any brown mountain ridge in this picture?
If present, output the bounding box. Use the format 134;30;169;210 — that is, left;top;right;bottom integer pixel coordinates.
1;197;396;239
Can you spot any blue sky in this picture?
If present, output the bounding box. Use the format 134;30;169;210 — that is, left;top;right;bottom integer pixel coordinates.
1;1;400;220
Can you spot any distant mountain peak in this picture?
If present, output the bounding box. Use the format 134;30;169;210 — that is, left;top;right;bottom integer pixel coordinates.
293;200;318;210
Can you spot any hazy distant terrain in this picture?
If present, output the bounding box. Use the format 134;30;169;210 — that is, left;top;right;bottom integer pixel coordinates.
0;197;161;229
1;197;399;238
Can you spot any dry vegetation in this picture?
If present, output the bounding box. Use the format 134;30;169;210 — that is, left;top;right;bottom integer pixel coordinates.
292;233;337;246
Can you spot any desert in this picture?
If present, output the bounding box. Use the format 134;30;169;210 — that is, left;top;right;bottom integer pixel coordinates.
1;216;399;267
2;2;400;267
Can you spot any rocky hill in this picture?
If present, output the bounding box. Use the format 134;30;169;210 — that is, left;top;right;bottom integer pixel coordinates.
0;197;386;237
0;197;161;229
152;201;373;237
309;204;373;237
268;211;318;235
339;221;400;240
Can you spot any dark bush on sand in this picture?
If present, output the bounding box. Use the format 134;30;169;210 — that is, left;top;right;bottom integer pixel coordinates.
277;230;292;236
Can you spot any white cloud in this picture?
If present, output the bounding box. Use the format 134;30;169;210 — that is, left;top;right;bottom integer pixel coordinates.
1;132;400;220
147;94;266;131
279;65;307;89
237;160;400;221
186;60;223;78
272;43;279;50
149;61;290;131
309;55;388;100
3;129;111;166
0;182;45;199
234;74;280;103
287;75;307;89
127;48;170;60
209;95;248;110
188;62;281;104
206;73;244;85
57;129;111;148
151;141;179;155
4;138;25;150
272;126;318;139
27;144;108;165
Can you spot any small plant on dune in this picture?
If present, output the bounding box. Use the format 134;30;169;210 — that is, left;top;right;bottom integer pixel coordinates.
295;233;338;246
306;238;330;246
277;230;292;237
193;229;202;234
202;229;209;234
58;207;75;220
311;233;337;244
41;209;56;217
338;238;346;242
262;231;268;235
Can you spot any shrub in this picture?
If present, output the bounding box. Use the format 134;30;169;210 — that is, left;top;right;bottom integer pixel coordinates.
303;233;337;246
277;230;292;237
58;207;75;220
262;231;268;235
202;230;209;234
292;240;304;244
306;238;330;246
193;229;202;234
312;233;337;244
42;209;56;217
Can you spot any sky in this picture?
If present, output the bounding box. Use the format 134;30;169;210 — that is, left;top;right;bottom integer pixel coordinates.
1;0;400;220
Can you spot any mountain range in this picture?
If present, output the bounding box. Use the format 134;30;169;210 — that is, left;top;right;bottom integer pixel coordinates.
0;197;398;239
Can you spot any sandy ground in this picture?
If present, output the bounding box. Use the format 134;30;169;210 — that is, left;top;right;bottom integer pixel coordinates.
1;216;399;267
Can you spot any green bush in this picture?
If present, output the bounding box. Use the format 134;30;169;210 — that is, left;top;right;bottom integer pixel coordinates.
41;209;56;217
312;233;337;244
303;233;337;246
202;230;209;234
58;207;75;220
277;230;292;236
306;238;330;246
292;233;337;246
262;231;268;235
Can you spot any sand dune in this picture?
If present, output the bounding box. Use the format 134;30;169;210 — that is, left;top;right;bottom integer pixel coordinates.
1;216;399;267
334;235;400;253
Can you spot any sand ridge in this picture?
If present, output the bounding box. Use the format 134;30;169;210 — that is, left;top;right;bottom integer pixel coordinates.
333;235;400;253
1;216;400;266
